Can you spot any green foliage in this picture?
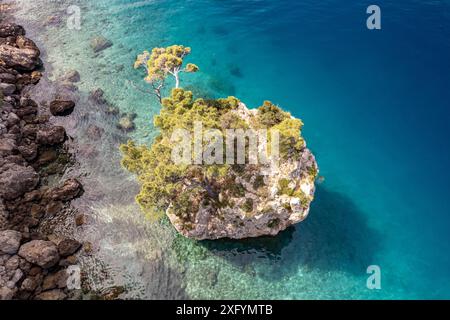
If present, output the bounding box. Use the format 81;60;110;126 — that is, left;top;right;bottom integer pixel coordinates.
122;61;309;222
278;178;294;196
257;101;290;127
240;198;254;213
134;45;199;101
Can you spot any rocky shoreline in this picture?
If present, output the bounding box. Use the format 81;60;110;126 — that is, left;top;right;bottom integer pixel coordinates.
0;21;84;300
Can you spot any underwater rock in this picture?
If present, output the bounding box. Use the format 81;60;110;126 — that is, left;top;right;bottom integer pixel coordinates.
60;70;80;83
74;213;86;226
90;36;113;53
57;238;81;257
117;115;135;132
49;99;75;116
45;178;83;202
88;87;107;104
36;126;66;145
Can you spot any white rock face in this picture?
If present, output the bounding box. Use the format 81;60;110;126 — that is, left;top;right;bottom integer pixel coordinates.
167;103;319;240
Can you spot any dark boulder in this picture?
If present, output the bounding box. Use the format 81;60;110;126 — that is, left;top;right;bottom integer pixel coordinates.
18;240;60;268
46;178;83;202
49;100;75;117
0;24;25;38
57;238;81;257
0;164;39;200
0;44;40;71
36;126;66;145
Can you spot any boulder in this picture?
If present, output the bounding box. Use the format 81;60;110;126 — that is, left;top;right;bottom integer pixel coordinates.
0;164;39;200
88;88;106;104
0;44;40;71
46;179;83;202
0;286;16;300
20;276;41;291
0;72;16;83
49;100;75;116
0;83;16;95
0;24;25;38
18;240;60;268
18;143;38;161
15;36;40;56
0;230;22;254
0;137;17;156
57;238;81;257
90;36;113;53
35;289;67;300
42;269;68;290
60;70;80;83
36;126;66;145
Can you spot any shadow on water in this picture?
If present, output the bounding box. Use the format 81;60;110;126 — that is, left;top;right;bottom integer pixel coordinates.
200;185;381;281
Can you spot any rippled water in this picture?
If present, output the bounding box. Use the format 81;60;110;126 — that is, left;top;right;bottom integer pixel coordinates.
9;0;450;299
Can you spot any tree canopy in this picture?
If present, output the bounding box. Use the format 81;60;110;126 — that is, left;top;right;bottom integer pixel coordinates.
134;45;199;102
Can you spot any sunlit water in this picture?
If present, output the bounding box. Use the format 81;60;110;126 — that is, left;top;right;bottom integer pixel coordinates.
9;0;450;299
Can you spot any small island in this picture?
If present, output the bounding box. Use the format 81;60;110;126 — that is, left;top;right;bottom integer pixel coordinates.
120;46;319;240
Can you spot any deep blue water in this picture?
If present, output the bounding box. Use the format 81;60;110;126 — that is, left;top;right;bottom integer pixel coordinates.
16;0;450;298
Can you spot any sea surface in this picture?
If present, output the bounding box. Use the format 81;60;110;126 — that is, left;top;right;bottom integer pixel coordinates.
9;0;450;299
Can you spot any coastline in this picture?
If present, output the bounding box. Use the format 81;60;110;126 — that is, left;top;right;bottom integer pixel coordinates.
0;6;85;299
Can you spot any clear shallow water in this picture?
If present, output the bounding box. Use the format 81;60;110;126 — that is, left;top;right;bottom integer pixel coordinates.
10;0;450;299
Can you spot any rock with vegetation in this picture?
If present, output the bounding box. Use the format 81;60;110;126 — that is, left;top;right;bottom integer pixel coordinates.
121;89;318;240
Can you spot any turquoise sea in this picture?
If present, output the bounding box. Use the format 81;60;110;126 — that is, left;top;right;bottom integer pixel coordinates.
10;0;450;299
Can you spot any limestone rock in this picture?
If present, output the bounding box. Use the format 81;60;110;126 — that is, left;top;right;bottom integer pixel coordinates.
166;102;319;240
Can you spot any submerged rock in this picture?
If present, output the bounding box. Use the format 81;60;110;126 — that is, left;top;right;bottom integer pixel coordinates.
57;238;81;257
49;99;75;116
60;70;80;83
90;36;113;53
45;178;83;202
36;126;66;145
117;115;135;132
